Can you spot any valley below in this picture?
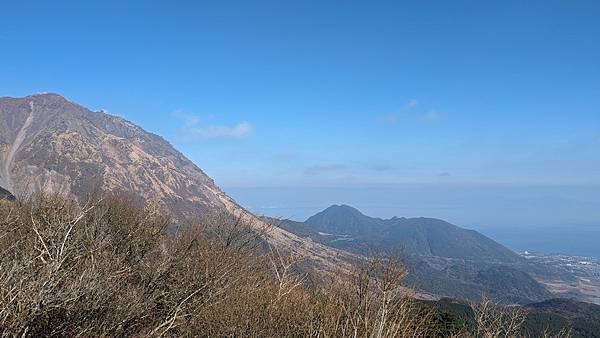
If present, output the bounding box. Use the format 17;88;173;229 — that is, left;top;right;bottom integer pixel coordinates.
522;252;600;305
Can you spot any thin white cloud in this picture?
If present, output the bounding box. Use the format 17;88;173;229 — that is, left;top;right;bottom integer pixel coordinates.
376;99;419;125
189;122;253;139
376;113;400;125
183;115;200;128
405;99;418;109
182;114;253;139
422;110;441;123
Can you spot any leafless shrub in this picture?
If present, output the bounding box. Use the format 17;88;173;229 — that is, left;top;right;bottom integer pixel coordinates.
0;195;560;337
540;328;572;338
471;297;526;338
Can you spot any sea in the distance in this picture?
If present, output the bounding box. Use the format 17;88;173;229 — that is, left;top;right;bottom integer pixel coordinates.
225;185;600;258
479;224;600;258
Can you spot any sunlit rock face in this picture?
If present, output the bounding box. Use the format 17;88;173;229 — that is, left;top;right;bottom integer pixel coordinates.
0;93;228;218
0;93;352;275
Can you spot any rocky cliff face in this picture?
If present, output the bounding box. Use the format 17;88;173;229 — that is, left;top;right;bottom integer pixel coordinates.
0;93;351;274
0;93;230;218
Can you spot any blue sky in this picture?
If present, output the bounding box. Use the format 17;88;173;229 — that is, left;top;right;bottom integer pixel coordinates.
1;1;600;234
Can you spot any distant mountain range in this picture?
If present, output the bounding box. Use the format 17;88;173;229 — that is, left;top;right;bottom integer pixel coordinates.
279;205;555;304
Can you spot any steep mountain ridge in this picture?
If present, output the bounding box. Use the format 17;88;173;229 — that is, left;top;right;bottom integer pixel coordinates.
0;93;225;214
0;93;352;275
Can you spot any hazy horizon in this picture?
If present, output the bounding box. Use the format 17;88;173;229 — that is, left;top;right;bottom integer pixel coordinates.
3;1;599;187
226;184;600;257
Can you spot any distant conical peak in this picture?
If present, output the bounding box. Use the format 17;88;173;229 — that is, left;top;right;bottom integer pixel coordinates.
323;204;363;214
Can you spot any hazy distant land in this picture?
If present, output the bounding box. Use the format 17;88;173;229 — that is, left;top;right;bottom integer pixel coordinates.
227;185;600;258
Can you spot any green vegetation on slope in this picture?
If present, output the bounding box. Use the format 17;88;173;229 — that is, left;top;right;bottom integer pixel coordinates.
281;205;553;304
304;205;520;262
420;298;600;338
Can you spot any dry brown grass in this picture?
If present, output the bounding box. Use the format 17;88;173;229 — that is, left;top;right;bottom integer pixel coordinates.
0;195;565;337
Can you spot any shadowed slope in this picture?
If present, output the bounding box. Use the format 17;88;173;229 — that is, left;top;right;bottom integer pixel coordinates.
305;204;521;262
282;205;553;303
0;185;14;200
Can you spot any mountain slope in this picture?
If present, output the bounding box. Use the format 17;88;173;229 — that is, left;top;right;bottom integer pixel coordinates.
523;298;600;337
282;205;553;303
0;93;230;216
0;93;352;275
0;185;14;200
305;204;521;262
421;298;600;338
